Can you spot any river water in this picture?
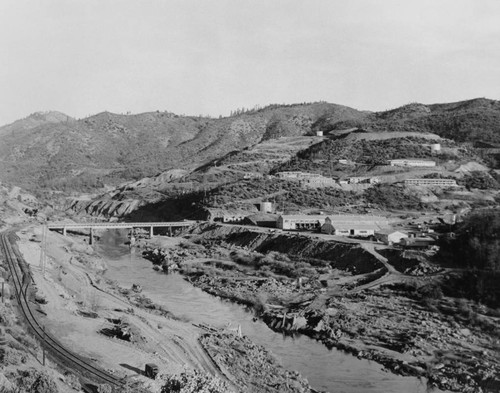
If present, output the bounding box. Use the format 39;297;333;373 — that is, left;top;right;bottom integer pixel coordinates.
97;230;440;393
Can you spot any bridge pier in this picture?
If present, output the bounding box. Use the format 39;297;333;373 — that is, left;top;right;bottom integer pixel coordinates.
62;227;67;236
89;228;94;245
150;226;154;238
169;226;172;237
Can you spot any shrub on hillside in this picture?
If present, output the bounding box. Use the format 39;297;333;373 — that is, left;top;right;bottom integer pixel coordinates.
463;171;499;190
15;369;58;393
160;370;232;393
447;208;500;271
364;184;421;210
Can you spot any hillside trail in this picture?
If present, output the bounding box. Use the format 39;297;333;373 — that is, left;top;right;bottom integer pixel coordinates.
345;243;409;293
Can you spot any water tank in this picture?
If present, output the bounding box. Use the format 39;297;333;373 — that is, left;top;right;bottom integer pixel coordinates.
260;202;273;213
316;131;324;137
431;143;441;152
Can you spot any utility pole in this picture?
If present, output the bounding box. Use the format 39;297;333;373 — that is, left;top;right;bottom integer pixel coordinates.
41;226;47;277
42;326;46;366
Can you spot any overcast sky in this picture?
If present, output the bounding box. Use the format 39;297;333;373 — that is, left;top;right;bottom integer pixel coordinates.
1;0;499;125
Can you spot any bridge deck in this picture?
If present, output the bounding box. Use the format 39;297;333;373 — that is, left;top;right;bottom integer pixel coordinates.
47;221;197;230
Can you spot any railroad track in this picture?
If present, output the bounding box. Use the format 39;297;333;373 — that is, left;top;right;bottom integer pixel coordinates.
0;232;123;391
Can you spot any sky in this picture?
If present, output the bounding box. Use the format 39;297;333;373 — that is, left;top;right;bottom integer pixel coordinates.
1;0;499;125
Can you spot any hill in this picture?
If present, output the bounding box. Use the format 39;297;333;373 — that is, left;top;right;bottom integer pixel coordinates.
0;111;74;136
0;103;366;192
2;98;500;196
320;98;500;145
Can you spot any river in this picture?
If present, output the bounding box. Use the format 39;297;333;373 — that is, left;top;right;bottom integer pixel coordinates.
97;230;442;393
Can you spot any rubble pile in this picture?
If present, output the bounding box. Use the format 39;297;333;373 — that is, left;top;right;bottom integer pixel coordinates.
200;332;314;393
404;262;443;276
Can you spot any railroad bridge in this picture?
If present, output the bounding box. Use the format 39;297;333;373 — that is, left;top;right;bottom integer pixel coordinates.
47;221;197;244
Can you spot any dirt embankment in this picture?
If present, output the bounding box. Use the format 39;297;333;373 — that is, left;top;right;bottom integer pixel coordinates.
64;197;143;218
190;223;383;274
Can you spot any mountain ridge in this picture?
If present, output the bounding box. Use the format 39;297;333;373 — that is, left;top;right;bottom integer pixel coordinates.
1;98;499;193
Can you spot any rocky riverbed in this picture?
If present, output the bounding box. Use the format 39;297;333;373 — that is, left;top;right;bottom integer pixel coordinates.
139;223;500;393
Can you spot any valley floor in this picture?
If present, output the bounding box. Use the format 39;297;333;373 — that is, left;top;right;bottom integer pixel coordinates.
12;224;316;393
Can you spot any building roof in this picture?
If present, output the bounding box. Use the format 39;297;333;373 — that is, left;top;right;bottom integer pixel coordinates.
403;236;435;244
279;214;390;229
280;214;387;221
332;223;380;231
405;178;456;181
390;158;435;162
375;229;407;236
205;207;254;217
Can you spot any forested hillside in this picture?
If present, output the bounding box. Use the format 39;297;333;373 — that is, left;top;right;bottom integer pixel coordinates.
317;99;500;144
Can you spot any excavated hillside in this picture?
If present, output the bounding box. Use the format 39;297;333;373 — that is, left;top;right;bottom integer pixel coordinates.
189;223;383;274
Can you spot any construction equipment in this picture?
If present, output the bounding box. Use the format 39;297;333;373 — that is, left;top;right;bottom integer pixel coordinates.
145;363;158;379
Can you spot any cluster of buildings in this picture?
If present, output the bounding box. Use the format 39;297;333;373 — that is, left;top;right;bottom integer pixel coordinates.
204;207;438;249
275;171;381;188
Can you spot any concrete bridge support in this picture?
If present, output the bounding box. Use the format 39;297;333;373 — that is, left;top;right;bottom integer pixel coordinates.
89;228;94;245
150;226;154;238
62;227;67;236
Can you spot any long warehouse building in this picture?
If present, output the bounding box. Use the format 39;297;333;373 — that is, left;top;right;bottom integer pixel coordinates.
277;214;390;236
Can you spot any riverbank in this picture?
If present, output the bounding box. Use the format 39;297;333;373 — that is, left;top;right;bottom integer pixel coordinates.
13;224;320;393
139;223;500;393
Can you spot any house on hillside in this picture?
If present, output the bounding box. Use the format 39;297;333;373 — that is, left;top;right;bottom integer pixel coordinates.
375;229;408;245
389;159;436;167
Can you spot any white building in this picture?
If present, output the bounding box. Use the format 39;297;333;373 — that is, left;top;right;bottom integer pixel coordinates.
205;208;250;223
389;159;436;167
277;214;389;236
375;230;408;245
431;143;441;152
259;202;273;213
404;178;458;187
